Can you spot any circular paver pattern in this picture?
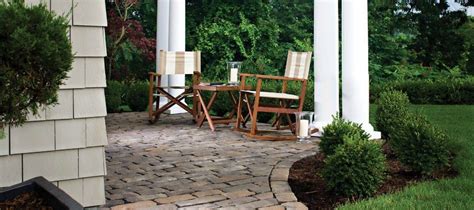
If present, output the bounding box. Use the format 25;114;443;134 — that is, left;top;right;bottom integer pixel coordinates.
104;112;316;209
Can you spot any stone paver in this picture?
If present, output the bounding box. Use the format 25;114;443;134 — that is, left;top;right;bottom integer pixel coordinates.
155;194;195;204
110;201;156;210
259;205;286;210
104;112;316;209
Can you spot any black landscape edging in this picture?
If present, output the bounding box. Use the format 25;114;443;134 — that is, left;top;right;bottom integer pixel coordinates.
0;176;83;210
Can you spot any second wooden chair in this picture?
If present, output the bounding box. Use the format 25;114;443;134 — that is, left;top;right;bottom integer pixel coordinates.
235;50;312;140
148;50;201;123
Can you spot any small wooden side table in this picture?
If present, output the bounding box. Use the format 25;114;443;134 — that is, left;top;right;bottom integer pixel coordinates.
193;84;241;131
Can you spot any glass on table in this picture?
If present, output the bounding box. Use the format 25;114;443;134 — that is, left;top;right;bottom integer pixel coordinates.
227;61;242;85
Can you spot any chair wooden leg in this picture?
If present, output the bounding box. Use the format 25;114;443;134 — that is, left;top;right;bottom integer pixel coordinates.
148;74;156;123
250;110;258;135
285;113;295;134
154;94;161;121
243;94;254;126
271;99;284;128
271;114;279;127
250;93;261;136
272;113;284;130
235;92;243;130
193;90;198;122
157;88;194;114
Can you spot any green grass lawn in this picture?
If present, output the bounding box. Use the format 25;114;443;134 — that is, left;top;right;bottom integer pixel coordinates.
340;105;474;209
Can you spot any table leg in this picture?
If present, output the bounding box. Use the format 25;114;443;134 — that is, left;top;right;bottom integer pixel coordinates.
197;90;216;131
197;91;218;127
231;92;246;123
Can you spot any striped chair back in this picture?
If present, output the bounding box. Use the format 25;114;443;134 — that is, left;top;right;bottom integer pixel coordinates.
284;50;312;80
158;50;201;75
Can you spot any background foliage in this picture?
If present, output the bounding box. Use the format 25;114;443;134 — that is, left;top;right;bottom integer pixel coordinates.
105;0;474;112
105;0;156;81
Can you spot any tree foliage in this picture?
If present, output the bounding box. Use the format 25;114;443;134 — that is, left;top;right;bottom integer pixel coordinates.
105;0;156;81
368;0;470;82
104;0;472;85
187;0;313;81
406;1;468;69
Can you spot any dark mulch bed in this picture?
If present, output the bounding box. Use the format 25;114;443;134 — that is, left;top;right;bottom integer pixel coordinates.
288;146;458;210
0;191;53;210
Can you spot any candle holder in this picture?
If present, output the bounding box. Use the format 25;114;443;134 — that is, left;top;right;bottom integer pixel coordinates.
294;112;314;142
227;61;242;85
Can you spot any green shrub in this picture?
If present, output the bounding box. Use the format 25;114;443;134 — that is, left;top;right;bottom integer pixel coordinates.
391;114;450;175
322;135;386;198
320;116;371;156
0;1;72;126
125;81;149;112
376;90;411;139
371;77;474;104
105;80;125;113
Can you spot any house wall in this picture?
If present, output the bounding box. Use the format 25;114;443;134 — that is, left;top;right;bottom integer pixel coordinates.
0;0;108;207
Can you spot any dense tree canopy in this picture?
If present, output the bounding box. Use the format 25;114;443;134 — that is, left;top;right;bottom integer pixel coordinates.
105;0;473;82
187;0;313;81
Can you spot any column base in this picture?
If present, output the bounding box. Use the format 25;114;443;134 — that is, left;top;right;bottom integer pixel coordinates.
360;123;381;140
158;99;169;109
311;121;331;137
152;101;187;114
169;105;188;114
369;131;382;140
311;121;381;140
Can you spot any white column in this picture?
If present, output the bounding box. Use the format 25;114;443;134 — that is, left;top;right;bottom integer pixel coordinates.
157;0;170;108
342;0;380;139
313;0;340;136
167;0;187;114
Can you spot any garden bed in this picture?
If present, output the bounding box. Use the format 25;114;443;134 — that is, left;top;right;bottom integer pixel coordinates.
288;146;458;210
0;177;82;210
0;191;53;209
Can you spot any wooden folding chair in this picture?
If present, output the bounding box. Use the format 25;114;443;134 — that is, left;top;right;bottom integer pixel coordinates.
148;50;201;123
235;50;312;140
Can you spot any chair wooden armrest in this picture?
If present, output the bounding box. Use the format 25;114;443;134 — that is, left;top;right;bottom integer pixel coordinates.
240;73;255;78
238;73;256;91
148;72;160;76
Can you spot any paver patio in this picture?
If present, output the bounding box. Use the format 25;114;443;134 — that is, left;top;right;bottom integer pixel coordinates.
104;112;316;209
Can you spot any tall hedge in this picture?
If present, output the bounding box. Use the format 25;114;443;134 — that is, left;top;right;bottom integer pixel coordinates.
371;77;474;104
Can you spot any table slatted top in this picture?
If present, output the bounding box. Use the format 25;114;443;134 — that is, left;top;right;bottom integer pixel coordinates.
193;84;242;91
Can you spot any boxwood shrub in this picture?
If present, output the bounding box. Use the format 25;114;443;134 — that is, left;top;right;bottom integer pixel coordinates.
322;134;386;197
105;80;125;113
376;90;411;139
125;81;149;112
320;116;370;156
371;77;474;104
390;114;450;175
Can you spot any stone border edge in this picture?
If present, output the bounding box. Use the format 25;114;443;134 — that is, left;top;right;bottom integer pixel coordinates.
269;150;316;210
